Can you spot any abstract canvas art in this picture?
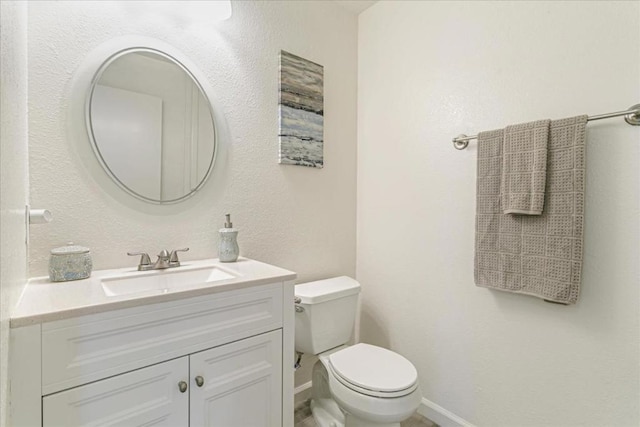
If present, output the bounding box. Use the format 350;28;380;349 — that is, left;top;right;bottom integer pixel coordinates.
278;50;324;168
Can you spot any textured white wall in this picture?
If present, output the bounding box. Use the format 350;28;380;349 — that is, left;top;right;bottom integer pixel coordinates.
358;1;639;426
0;2;29;426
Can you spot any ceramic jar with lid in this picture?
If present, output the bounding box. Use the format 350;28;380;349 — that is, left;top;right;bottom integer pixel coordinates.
49;243;93;282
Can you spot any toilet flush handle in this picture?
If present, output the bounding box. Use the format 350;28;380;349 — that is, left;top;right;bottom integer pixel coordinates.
294;296;304;313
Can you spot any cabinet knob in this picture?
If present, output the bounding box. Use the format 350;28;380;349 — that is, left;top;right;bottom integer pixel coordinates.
178;381;188;393
195;376;204;387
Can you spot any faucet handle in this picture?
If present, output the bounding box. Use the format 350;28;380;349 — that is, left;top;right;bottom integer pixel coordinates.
127;252;151;270
169;248;190;266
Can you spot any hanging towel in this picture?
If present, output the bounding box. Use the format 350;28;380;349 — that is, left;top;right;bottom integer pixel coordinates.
474;115;587;304
501;119;550;215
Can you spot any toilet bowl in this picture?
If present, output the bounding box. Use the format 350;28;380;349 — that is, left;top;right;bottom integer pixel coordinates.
295;277;421;427
316;344;421;427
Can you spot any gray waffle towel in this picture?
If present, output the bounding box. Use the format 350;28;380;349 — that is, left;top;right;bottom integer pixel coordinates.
501;119;550;215
474;115;587;304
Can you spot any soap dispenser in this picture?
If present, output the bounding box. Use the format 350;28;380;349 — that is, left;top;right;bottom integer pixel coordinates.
218;214;239;262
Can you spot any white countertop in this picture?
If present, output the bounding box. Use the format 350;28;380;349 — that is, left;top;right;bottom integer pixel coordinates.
11;257;296;328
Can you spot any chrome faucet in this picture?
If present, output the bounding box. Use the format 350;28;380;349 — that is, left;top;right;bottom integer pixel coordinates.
128;248;189;271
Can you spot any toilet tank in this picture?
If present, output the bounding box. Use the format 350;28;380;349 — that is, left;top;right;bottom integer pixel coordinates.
294;276;361;355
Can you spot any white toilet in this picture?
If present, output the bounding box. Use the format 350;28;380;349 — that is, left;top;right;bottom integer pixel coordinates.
295;277;421;427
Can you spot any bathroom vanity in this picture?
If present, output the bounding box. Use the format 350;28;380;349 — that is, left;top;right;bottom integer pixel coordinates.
10;258;296;427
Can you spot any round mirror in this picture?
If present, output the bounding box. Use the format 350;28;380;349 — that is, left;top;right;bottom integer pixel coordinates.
86;48;216;204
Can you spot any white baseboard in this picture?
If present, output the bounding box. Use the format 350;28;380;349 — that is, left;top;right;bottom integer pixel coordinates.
418;397;475;427
294;381;313;407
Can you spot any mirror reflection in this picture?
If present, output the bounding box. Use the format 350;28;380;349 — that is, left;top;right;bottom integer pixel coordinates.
88;48;216;204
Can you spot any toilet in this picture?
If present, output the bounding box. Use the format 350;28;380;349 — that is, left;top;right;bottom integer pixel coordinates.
295;277;421;427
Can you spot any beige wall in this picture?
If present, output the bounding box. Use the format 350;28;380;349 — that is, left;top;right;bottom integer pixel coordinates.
0;2;29;426
357;1;639;426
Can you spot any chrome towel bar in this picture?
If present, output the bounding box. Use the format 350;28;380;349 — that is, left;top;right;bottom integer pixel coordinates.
452;103;640;150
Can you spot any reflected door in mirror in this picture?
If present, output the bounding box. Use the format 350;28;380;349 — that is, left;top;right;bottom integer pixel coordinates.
92;85;163;200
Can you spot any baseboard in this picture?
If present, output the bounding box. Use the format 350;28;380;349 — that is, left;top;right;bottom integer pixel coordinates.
418;397;475;427
294;381;312;407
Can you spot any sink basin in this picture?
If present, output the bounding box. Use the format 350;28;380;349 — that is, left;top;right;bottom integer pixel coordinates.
101;265;236;297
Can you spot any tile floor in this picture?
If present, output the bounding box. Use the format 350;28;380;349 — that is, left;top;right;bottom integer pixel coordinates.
294;399;437;427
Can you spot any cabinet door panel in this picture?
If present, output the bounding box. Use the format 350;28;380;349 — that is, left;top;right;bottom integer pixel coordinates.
190;330;282;427
43;357;188;427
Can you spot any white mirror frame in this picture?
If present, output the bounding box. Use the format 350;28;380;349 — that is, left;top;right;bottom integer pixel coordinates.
69;36;220;206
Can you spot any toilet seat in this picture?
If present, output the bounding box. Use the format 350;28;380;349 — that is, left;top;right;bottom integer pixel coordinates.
320;353;422;425
328;344;418;398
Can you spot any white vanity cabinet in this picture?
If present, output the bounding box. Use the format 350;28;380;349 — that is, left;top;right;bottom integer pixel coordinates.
42;330;282;427
10;260;296;427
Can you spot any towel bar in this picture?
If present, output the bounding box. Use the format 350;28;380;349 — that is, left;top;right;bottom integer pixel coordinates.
452;103;640;150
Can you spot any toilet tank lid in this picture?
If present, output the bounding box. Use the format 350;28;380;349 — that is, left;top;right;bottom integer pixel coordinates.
294;276;361;304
